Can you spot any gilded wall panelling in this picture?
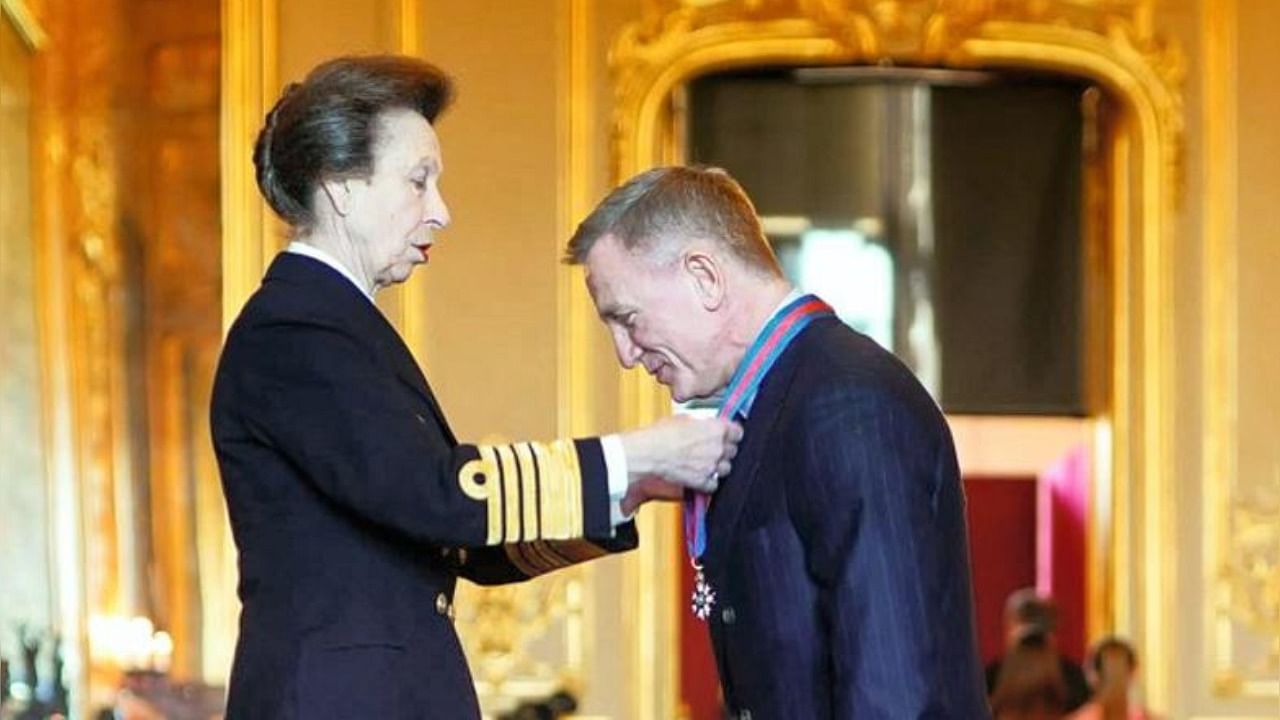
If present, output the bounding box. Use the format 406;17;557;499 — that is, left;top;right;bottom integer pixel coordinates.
0;0;54;694
27;0;139;706
25;0;92;713
215;0;281;684
1202;0;1279;704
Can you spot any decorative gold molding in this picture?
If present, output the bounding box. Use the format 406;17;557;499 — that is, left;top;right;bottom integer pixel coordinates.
609;0;1183;714
455;573;583;711
1;0;47;49
1202;0;1239;698
213;0;279;684
555;0;597;696
397;0;421;56
390;0;429;369
26;0;151;701
1201;0;1278;701
26;1;91;713
220;0;279;334
558;0;595;443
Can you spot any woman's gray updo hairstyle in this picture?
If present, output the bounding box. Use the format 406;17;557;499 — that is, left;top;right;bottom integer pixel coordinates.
252;54;454;228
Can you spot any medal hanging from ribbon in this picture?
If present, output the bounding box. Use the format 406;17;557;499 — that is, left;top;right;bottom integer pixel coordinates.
685;294;834;620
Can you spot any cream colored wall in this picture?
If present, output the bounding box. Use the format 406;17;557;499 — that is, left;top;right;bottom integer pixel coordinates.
277;0;395;79
1236;0;1280;515
417;0;562;443
0;10;54;660
1219;0;1279;714
1160;0;1279;716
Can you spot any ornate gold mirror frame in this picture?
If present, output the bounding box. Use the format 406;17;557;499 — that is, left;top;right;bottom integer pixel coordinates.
607;0;1183;714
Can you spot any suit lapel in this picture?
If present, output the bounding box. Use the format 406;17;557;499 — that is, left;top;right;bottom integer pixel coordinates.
378;326;457;446
356;298;457;447
701;322;816;571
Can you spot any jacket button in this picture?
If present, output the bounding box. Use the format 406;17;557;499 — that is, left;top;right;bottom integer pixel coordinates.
738;710;752;720
435;592;449;616
721;607;736;625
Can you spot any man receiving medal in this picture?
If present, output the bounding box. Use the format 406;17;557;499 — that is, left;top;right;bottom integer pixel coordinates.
566;166;991;719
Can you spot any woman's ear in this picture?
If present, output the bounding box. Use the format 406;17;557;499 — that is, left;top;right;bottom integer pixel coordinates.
683;250;726;311
320;178;353;217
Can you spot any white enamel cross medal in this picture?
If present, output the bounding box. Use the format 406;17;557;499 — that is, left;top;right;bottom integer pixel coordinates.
690;561;716;621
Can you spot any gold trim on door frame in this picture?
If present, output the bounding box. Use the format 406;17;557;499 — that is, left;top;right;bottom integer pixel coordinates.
1200;0;1278;702
214;0;279;683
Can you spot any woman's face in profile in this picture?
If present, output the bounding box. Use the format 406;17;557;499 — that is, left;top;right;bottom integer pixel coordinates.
343;107;450;289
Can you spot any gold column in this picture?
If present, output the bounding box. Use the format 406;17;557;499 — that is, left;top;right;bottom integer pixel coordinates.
27;0;143;704
24;0;91;713
556;0;598;705
221;0;279;327
1203;0;1279;703
1202;5;1239;693
213;0;279;683
391;0;430;367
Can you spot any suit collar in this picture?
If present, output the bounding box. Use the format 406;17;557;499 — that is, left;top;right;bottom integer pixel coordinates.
701;317;835;570
284;241;374;303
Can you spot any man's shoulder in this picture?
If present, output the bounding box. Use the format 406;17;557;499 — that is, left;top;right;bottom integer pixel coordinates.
791;319;937;406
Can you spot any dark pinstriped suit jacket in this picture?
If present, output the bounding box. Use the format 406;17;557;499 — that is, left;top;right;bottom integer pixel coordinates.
703;316;991;719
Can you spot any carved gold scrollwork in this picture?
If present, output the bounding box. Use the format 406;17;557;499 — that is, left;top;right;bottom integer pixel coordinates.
613;0;1184;185
1213;483;1280;697
455;574;583;712
1221;495;1280;663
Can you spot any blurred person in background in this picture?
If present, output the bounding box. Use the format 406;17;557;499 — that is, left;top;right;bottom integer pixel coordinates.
990;631;1068;720
1068;636;1160;720
987;588;1091;712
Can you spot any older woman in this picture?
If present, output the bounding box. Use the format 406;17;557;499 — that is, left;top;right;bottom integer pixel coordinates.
211;55;739;719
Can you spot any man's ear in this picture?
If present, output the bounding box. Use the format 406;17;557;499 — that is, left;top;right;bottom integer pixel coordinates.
320;177;355;217
683;250;725;311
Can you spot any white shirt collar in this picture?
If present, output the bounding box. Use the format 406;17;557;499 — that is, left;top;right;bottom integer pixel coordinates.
285;241;375;304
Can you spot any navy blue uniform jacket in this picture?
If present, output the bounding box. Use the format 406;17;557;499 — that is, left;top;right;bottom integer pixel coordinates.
703;316;990;719
211;253;635;719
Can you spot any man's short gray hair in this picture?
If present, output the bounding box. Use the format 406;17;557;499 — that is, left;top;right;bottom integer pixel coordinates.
564;165;782;276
